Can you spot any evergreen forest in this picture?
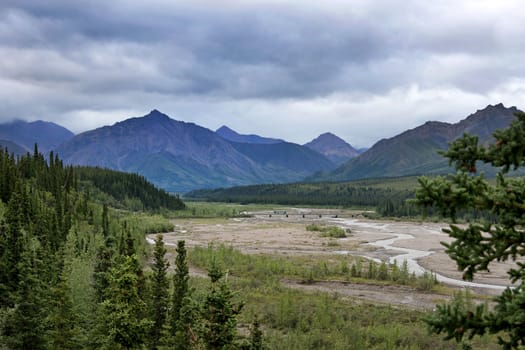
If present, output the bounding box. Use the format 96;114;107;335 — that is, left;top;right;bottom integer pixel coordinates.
0;146;250;349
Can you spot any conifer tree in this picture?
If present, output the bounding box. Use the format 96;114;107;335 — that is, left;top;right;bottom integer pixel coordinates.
101;254;153;349
202;260;243;350
93;236;116;303
170;240;197;349
45;276;81;349
149;235;169;349
416;111;525;349
249;316;264;350
2;241;47;349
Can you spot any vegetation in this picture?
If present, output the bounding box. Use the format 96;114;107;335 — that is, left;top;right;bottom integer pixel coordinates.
1;137;515;349
306;224;348;238
187;244;493;349
76;166;185;211
186;177;429;218
416;111;525;349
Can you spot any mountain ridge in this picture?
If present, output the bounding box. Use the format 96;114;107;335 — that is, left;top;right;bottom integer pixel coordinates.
0;119;74;153
56;110;335;192
318;103;520;182
216;125;284;144
304;132;360;165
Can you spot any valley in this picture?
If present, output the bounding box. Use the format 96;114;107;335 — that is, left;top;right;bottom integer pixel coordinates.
149;207;512;310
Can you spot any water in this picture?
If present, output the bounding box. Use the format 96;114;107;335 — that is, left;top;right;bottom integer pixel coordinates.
332;218;509;290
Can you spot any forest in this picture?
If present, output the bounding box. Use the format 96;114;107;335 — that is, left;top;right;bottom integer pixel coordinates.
0;145;479;350
0;146;255;349
186;177;425;218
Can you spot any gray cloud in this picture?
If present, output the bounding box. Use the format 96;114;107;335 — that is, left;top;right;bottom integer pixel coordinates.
0;0;524;147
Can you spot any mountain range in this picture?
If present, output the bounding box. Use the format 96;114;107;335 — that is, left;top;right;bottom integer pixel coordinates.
0;120;74;154
303;132;360;165
54;110;336;192
1;103;521;192
216;125;284;144
316;103;520;181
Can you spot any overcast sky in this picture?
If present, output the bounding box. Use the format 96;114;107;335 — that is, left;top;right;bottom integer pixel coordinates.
1;0;524;147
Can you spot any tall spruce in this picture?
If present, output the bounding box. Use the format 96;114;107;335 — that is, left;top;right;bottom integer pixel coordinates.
2;241;47;350
101;254;153;349
149;235;169;349
45;276;81;349
170;240;194;348
416;111;525;349
202;260;243;350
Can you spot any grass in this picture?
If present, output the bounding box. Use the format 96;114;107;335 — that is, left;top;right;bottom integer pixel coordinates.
306;223;348;238
172;201;289;218
180;243;499;350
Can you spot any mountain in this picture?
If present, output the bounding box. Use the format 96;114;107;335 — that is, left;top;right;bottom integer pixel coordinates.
0;120;75;153
318;103;521;181
0;139;27;156
304;132;360;165
228;140;336;178
56;110;334;192
216;125;284;144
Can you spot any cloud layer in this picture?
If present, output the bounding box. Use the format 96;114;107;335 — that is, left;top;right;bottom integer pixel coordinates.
1;0;524;147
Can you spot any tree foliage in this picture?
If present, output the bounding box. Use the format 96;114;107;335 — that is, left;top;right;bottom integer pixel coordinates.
0;146;186;349
415;111;525;349
149;235;169;349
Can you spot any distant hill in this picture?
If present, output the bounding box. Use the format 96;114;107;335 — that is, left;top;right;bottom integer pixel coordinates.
0;139;27;156
56;110;335;192
216;125;284;144
0;120;74;154
228;140;336;179
316;103;521;181
304;132;360;165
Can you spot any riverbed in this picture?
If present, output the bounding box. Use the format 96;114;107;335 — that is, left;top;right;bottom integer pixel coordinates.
153;208;515;294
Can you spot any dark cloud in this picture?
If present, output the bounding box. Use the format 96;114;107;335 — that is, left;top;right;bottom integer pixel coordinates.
0;1;524;146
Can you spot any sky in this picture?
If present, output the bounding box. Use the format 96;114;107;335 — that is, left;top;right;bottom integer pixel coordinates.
1;0;524;148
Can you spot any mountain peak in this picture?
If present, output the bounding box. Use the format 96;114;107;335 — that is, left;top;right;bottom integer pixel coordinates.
216;125;283;144
145;109;171;120
304;132;359;165
0;119;74;153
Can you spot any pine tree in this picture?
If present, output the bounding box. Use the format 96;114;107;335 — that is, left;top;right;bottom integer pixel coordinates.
249;316;264;350
0;181;29;307
416;111;525;349
170;240;197;349
93;239;115;303
149;235;169;349
2;241;47;349
202;260;243;350
45;276;81;349
101;254;153;349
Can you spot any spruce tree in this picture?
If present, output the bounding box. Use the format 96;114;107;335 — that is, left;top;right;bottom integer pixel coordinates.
149;235;169;349
249;316;264;350
170;240;196;349
101;254;153;349
45;276;81;349
416;111;525;348
2;241;47;350
202;260;243;350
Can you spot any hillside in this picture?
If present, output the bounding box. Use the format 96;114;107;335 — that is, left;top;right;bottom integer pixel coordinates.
228;140;336;178
56;110;334;192
318;103;521;181
216;125;284;144
304;132;360;165
0;120;74;153
0;139;27;156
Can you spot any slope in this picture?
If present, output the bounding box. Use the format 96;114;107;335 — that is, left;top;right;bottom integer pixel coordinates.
304;132;360;165
216;125;284;144
321;103;521;181
0;120;74;153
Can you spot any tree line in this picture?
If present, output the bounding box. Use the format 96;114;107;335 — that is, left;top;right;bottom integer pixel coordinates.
0;146;256;349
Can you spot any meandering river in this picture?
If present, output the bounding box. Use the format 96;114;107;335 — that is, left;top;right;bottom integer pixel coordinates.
333;218;509;290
